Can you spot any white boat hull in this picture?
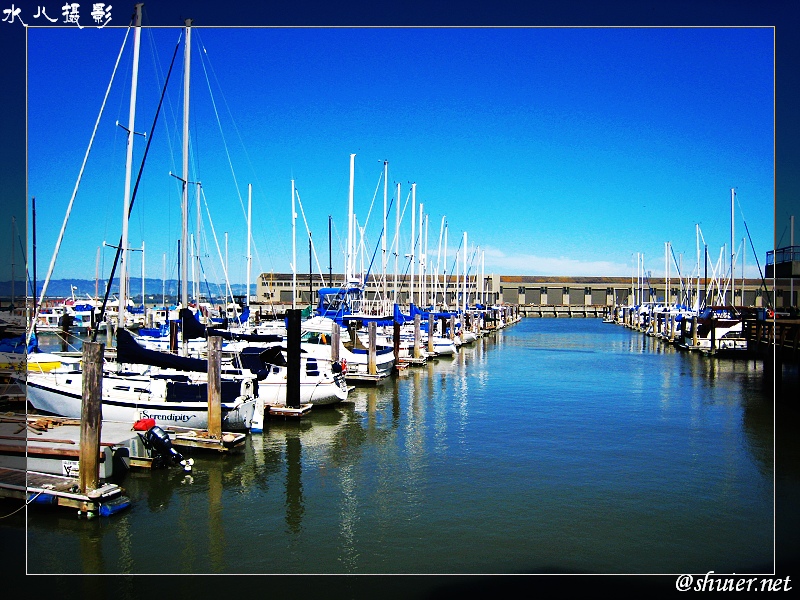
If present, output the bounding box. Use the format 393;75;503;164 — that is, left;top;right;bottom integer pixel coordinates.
25;370;257;431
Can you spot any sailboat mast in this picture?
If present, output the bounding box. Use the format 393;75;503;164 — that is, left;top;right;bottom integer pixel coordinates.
181;18;192;314
410;182;416;306
394;182;400;303
179;17;192;356
481;249;485;305
462;231;467;312
119;3;144;331
347;153;355;283
382;159;388;301
195;181;201;304
247;183;252;308
418;202;424;306
291;179;296;310
443;222;448;309
730;187;735;305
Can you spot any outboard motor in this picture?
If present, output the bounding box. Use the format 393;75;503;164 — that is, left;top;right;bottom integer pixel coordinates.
133;419;193;471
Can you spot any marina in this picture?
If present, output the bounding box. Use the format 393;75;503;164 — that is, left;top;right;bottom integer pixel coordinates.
7;315;779;576
4;15;790;591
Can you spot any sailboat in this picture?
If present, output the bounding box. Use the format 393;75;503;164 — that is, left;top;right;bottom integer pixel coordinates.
24;13;259;431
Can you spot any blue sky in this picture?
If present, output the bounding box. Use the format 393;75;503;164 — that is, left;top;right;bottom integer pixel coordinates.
27;25;774;289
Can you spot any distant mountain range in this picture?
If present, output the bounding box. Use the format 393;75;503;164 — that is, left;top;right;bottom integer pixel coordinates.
0;278;254;301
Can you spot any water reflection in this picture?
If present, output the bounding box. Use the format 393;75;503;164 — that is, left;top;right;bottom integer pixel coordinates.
25;318;777;574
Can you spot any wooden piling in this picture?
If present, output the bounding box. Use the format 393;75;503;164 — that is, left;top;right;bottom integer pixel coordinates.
427;313;435;354
331;322;340;363
207;334;222;439
393;321;401;362
449;315;455;341
413;314;421;359
169;320;179;354
287;309;301;409
367;321;377;375
79;341;104;496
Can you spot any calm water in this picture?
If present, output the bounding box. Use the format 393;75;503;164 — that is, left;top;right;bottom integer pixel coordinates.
24;318;774;574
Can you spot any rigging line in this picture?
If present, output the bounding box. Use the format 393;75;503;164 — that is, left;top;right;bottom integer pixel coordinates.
201;187;236;309
195;36;247;225
28;25;132;345
92;34;182;342
361;168;384;233
195;33;269;279
741;217;773;309
387;189;413;263
363;197;395;286
294;188;328;285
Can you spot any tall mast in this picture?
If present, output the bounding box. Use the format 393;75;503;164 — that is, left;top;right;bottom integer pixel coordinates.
462;231;468;312
247;183;252;307
423;212;429;307
141;241;145;319
382;159;388;301
347;153;355;283
195;181;201;303
443;222;448;309
481;249;485;305
119;3;144;332
179;17;192;356
409;183;416;306
291;179;296;309
418;202;424;306
181;18;192;313
435;215;445;310
730;187;735;305
394;182;400;302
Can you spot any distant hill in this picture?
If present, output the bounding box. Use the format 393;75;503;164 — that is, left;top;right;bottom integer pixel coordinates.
0;278;254;301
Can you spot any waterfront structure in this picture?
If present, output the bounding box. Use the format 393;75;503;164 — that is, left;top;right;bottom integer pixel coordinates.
253;272;771;315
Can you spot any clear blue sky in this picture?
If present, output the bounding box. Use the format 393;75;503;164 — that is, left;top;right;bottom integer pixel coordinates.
27;25;774;289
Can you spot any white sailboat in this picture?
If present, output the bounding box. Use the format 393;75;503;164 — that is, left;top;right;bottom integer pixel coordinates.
25;13;259;431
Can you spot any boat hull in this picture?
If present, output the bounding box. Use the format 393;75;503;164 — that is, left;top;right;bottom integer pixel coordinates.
24;371;256;431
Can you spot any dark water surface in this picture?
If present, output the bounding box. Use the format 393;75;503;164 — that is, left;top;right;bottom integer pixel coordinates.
25;318;774;574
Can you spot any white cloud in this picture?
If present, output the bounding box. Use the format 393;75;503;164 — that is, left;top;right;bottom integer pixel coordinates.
481;246;631;277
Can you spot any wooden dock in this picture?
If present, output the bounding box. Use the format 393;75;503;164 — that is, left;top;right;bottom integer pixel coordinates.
0;466;131;517
166;425;247;452
0;414;149;478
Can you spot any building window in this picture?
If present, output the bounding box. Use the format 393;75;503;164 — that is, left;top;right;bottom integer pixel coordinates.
584;287;591;295
518;286;525;294
563;287;569;295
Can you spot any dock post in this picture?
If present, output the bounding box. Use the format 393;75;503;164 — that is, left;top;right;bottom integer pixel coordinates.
691;315;698;348
207;334;222;439
413;314;421;359
449;315;455;341
331;322;340;363
427;313;435;354
367;321;377;375
169;320;178;353
79;341;104;497
393;320;400;362
287;309;301;408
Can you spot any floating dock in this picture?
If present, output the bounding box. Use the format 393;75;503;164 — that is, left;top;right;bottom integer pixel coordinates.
0;465;130;517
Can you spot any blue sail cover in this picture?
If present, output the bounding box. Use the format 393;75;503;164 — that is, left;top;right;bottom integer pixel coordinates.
116;328;208;372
